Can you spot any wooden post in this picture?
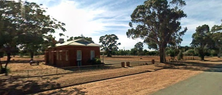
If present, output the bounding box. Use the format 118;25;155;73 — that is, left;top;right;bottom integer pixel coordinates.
152;59;155;64
121;62;125;67
126;62;130;67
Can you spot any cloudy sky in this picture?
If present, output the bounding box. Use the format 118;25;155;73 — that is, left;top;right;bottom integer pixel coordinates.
26;0;222;50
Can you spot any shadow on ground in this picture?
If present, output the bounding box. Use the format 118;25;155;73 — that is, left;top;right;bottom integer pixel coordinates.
42;87;87;95
1;60;44;63
162;60;222;72
61;64;118;72
0;76;86;95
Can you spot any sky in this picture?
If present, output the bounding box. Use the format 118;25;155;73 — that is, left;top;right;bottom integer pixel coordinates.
25;0;222;50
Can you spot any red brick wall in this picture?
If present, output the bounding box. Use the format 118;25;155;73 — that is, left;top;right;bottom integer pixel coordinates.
45;45;100;67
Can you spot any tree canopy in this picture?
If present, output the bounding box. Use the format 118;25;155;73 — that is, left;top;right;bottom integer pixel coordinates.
126;0;187;63
191;24;211;60
99;34;121;57
0;1;66;72
211;22;222;57
67;35;94;43
134;42;143;55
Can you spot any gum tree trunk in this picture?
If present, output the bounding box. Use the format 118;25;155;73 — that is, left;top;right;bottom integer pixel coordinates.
30;51;34;60
159;46;166;63
5;52;11;68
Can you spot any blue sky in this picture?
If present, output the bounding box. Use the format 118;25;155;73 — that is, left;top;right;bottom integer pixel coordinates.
27;0;222;50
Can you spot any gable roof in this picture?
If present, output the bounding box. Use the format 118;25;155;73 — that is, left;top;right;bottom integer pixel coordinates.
55;38;101;47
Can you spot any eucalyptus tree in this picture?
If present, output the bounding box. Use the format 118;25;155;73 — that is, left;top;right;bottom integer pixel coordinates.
99;34;121;57
0;1;66;72
18;1;66;60
211;24;222;58
134;42;143;55
191;24;211;60
67;36;94;42
126;0;187;63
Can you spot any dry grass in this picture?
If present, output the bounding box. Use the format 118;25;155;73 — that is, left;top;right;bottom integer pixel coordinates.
36;69;202;95
1;55;221;95
0;65;163;95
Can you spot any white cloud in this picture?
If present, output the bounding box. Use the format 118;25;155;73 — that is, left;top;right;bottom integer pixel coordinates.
45;0;107;39
182;18;218;34
24;0;222;49
117;34;144;50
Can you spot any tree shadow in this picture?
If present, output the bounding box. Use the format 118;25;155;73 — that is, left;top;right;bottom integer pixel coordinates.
0;76;60;95
0;76;87;95
163;61;222;72
60;64;118;73
41;88;87;95
110;57;134;58
1;60;44;63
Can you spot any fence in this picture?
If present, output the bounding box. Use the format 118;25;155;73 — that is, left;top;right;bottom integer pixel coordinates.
9;55;201;78
10;62;155;78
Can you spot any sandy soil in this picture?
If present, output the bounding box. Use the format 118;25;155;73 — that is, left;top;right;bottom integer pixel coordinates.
36;69;202;95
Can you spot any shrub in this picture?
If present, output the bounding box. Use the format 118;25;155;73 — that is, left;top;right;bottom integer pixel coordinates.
177;50;183;60
89;57;103;65
166;49;176;58
0;67;10;74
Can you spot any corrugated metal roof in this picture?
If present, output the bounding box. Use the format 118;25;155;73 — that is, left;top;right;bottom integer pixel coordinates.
55;38;101;47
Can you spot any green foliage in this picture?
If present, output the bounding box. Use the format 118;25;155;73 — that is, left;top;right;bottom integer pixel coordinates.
191;24;212;60
99;34;121;57
166;47;180;58
134;42;143;55
148;51;159;56
89;58;102;65
177;50;183;60
0;67;10;74
166;49;176;57
211;32;222;57
210;49;217;56
111;49;159;56
0;1;66;50
0;1;66;70
184;49;196;56
126;0;187;63
67;36;94;42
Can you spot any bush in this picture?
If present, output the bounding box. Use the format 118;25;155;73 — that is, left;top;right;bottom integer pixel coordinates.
168;49;176;57
177;50;183;60
0;67;10;74
89;57;103;65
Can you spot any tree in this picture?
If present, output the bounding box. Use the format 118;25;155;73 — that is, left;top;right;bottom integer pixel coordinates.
211;32;222;57
0;1;21;71
184;49;195;56
191;24;211;60
126;0;187;63
177;50;183;60
134;42;143;55
99;34;121;57
211;23;222;58
67;35;94;42
130;48;137;55
0;1;65;74
17;1;66;60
